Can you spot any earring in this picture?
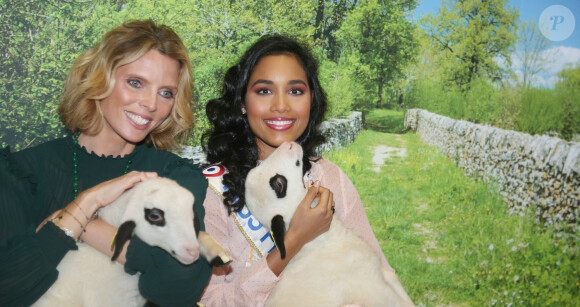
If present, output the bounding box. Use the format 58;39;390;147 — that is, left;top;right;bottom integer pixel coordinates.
241;107;247;114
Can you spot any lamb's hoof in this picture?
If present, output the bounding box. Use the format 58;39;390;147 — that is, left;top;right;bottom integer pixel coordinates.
210;253;233;267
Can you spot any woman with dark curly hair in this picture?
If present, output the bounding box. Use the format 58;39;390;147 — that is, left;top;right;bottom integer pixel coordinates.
200;35;407;306
204;34;327;213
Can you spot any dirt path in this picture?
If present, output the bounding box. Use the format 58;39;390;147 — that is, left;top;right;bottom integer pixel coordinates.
370;136;440;265
371;145;407;173
370;134;408;172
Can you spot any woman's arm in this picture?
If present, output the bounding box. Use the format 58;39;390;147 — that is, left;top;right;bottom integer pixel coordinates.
81;218;129;263
0;149;77;306
33;171;160;264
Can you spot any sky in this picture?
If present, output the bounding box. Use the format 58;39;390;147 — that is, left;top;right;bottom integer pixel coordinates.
413;0;580;87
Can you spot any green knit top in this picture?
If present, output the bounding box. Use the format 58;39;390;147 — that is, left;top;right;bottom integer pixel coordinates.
0;135;211;306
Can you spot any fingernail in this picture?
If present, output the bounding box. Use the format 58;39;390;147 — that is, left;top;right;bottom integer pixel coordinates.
313;180;320;188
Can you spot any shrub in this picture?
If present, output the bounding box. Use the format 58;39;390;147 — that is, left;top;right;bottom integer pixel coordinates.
319;58;360;120
516;88;562;135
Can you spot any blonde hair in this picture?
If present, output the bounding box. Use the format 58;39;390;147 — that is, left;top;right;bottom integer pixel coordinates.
59;19;193;150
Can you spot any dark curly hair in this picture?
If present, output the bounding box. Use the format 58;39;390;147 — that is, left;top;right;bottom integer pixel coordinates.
203;34;327;213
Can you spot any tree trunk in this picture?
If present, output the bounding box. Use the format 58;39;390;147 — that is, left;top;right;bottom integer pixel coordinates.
313;0;325;41
377;82;383;108
398;88;404;107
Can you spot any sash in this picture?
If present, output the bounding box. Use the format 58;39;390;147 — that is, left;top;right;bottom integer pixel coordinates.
203;164;314;266
203;164;275;264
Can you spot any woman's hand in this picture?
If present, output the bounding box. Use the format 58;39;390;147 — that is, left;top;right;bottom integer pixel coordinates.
267;181;334;276
286;181;334;248
35;171;157;237
76;171;158;214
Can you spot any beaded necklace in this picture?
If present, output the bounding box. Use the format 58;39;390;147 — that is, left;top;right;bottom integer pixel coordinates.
72;132;133;198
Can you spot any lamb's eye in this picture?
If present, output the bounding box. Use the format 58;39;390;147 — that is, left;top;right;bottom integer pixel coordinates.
269;174;287;198
145;208;166;226
296;160;300;167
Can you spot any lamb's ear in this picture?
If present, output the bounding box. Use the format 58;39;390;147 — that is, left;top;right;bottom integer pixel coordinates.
193;209;201;237
111;221;136;262
271;215;286;259
119;187;140;222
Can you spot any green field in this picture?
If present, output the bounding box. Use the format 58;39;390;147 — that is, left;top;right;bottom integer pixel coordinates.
323;129;579;306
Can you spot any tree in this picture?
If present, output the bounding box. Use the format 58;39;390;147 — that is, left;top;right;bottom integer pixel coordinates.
338;0;417;109
312;0;358;61
515;21;551;89
404;28;447;108
555;65;580;140
424;0;518;89
0;0;120;150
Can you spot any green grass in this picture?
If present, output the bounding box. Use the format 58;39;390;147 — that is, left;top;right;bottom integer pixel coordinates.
323;130;579;306
364;109;407;133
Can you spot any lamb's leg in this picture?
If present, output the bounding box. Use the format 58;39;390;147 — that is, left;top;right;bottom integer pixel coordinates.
382;268;415;306
198;231;233;267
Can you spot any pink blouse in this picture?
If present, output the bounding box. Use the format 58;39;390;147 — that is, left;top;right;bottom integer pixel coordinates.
200;158;394;306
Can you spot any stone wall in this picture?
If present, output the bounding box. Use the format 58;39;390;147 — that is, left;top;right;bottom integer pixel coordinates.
315;111;363;155
404;109;579;226
179;111;364;164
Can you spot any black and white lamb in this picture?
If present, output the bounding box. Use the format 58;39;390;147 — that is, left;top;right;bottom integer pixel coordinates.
245;142;414;307
33;177;232;307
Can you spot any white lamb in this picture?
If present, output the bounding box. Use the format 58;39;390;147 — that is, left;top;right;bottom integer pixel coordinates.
33;177;231;307
245;142;414;307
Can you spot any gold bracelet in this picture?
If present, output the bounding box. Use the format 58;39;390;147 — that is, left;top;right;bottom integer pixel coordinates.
51;215;78;242
71;199;91;222
62;208;86;233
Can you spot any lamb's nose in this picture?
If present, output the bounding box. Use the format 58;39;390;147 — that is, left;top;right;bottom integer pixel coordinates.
186;247;199;260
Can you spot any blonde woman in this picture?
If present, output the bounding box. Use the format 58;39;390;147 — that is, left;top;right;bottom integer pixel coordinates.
0;20;210;306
